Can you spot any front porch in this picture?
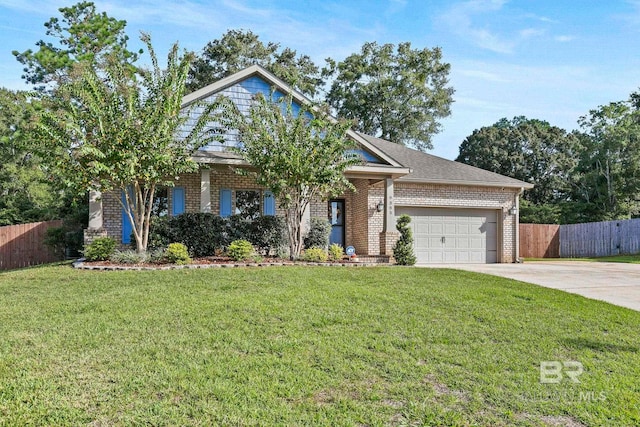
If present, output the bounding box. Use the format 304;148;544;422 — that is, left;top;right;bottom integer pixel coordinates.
85;166;403;258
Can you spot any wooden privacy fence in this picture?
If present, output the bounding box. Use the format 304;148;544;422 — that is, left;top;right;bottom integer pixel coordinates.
0;220;63;270
520;218;640;258
519;223;560;258
560;218;640;258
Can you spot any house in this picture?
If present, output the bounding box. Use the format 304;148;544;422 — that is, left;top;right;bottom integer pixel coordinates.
85;65;533;264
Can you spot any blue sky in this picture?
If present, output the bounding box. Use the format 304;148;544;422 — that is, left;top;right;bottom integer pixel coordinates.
1;0;639;159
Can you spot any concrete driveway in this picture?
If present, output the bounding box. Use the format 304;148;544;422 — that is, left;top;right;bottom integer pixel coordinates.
426;261;640;312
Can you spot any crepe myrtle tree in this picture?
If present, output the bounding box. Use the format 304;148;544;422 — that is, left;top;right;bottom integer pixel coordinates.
35;33;227;253
221;93;360;259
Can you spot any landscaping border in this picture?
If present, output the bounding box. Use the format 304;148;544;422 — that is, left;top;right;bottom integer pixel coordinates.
72;259;388;271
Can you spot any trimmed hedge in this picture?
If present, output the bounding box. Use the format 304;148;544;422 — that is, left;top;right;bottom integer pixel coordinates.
148;213;286;257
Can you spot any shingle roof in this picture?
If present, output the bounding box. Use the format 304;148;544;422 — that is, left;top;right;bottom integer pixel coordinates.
358;133;533;189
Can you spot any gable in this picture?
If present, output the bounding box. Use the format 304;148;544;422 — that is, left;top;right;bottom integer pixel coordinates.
181;70;390;165
180;75;305;152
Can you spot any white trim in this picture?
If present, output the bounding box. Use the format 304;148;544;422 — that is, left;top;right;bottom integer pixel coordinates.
345;165;411;178
181;65;310;108
397;177;534;189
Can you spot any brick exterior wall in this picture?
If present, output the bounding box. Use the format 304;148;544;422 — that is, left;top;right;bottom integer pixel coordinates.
100;169;519;262
102;190;122;244
310;197;328;220
173;173;201;214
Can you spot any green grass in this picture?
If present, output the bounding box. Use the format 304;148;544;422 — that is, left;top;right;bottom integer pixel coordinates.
0;266;638;426
525;255;640;264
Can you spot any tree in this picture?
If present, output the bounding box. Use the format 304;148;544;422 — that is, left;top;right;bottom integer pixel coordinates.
456;117;579;217
34;34;225;253
222;93;360;259
0;88;61;225
13;1;140;89
323;41;454;151
187;29;322;96
571;98;640;221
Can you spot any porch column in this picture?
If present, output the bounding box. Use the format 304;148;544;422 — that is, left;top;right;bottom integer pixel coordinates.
84;189;107;246
88;189;103;229
200;169;211;213
379;178;399;256
383;178;394;232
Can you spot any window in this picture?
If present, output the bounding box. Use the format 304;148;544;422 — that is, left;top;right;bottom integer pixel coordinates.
235;190;261;220
152;187;169;217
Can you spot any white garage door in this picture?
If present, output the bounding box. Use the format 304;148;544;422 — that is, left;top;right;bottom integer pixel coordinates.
396;207;498;264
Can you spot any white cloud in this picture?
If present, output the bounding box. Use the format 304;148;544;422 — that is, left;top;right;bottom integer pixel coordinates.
523;13;559;24
554;35;575;42
519;28;545;38
440;1;556;54
457;68;510;82
440;0;515;53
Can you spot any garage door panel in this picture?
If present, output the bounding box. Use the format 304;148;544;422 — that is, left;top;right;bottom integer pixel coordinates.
454;237;470;249
469;251;484;263
469;236;483;249
396;207;498;264
456;223;471;234
429;223;443;234
443;223;457;235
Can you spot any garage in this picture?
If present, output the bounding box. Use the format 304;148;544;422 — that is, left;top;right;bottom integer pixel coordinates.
396;207;498;264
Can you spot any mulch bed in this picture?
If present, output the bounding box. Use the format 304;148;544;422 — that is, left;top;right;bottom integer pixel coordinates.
73;256;376;271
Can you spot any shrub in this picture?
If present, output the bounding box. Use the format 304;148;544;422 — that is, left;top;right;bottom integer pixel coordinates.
393;214;417;266
227;215;252;243
84;237;117;261
227;239;254;261
145;216;171;250
302;247;328;262
146;248;166;264
304;218;331;249
166;243;191;265
328;243;344;262
45;226;84;259
44;226;66;258
65;230;84;258
163;213;228;257
146;213;288;258
111;249;146;264
249;215;287;255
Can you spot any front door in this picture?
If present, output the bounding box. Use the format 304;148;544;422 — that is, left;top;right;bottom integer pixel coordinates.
328;199;345;247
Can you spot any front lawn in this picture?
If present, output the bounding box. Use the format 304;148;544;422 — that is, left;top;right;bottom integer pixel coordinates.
0;266;638;426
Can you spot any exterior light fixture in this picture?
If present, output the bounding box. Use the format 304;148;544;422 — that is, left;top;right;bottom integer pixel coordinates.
509;206;518;215
377;201;384;212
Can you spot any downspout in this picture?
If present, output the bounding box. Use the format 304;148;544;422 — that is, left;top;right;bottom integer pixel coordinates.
515;187;524;263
